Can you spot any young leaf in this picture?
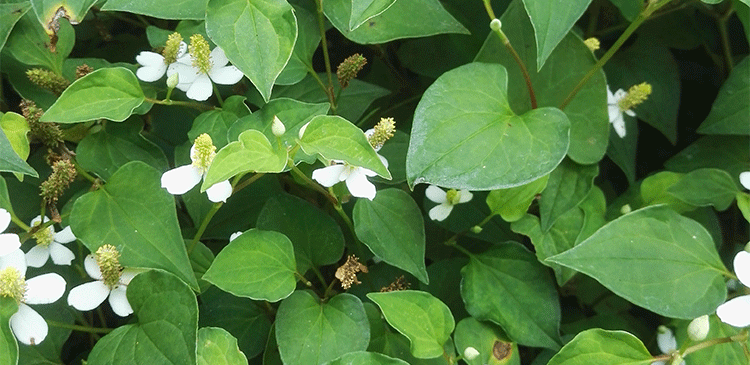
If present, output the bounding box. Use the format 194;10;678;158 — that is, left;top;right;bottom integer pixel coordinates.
41;67;145;123
486;175;549;223
197;327;248;365
407;62;570;190
460;242;562;349
548;205;728;319
521;0;592;70
276;291;369;364
367;290;455;359
205;0;296;102
86;271;198;365
353;189;429;284
203;229;297;302
69;161;199;290
546;329;653;365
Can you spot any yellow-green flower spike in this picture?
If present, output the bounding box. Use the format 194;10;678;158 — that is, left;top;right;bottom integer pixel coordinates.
446;189;462;205
189;34;212;74
368;117;396;150
618;82;652;111
32;220;54;247
162;32;184;64
191;133;217;170
26;68;69;95
0;267;27;304
584;37;600;52
95;244;123;289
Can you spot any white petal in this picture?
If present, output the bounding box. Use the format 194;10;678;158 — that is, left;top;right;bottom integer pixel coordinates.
425;185;447;204
0;249;26;274
25;273;66;304
624;109;636;117
30;215;44;227
0;208;10;232
206;180;232;203
176;41;188;58
25;245;50;268
429;204;453;221
67;281;110;311
136;63;168;82
210;65;243;85
161;165;203;195
298;122;310;139
186;74;213;101
651;361;666;365
740;172;750;190
229;231;243;241
0;233;21;256
10;304;48;345
608;104;622;123
733;251;750;287
614;89;627;100
458;189;473;203
135;51;164;67
611;115;626;138
210;47;230;67
54;226;76;244
167;62;199;91
606;86;616;103
119;268;144;285
345;170;377;200
717;295;750;327
656;327;677;353
84;254;103;280
108;285;133;317
312;165;347;187
48;242;75;266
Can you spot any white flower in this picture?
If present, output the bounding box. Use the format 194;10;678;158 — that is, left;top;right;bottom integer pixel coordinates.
740;172;750;190
135;41;187;82
716;250;750;327
229;231;243;241
0;208;21;257
161;137;232;203
166;47;244;101
67;254;142;317
26;216;75;268
651;326;685;365
312;157;387;201
0;252;66;346
425;185;473;221
687;315;710;341
607;86;634;138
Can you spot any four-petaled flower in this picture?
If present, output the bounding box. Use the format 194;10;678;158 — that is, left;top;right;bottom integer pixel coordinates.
67;252;142;317
716;250;750;327
0;208;21;258
607;86;633;139
312;158;387;201
26;216;76;268
425;185;473;221
0;250;66;346
135;41;187;82
166;35;243;101
161;134;232;203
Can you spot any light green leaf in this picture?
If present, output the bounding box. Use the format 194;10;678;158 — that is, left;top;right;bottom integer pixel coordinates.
299;115;391;178
256;193;345;274
276;291;369;364
188;110;239;149
76;117;168;180
0;297;18;365
521;0;592;70
41;67;145;123
546;329;652;365
665;136;749;187
324;351;410;365
539;159;598;231
460;242;562;349
0;126;37;177
353;188;428;284
86;271;198;365
453;317;519;365
475;1;608;165
487;175;548;223
667;168;739;210
0;112;30;164
406;62;569;190
698;57;749;135
227;97;330;146
3;11;74;74
201;129;287;189
101;0;205;19
0;2;31;53
203;229;296;302
324;0;468;44
205;0;296;102
640;171;696;213
69;161;199;290
368;291;454;359
548;205;728;319
348;0;397;30
738;192;750;223
197;327;248;365
29;0;96;32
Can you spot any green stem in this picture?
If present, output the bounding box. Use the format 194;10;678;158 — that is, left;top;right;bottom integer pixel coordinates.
212;83;224;106
289;164;338;206
233;173;265;194
164;86;174;102
47;320;112;334
144;97;215;111
315;0;336;109
295;272;313;287
485;13;537;108
188;202;223;254
559;0;669;110
682;330;749;357
71;158;98;184
717;9;735;73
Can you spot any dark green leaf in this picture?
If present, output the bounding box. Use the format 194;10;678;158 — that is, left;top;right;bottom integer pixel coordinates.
665;136;749;187
0;297;18;365
539;159;598;231
521;0;592;70
698;57;750;135
667;168;739;210
0;2;31;53
101;0;205;19
324;351;410;365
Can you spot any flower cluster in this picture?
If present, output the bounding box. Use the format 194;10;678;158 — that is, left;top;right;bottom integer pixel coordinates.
425;185;473;221
136;33;244;101
161;133;232;203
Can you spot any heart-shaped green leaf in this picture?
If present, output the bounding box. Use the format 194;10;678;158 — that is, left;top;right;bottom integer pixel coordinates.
546;329;652;365
407;62;569;190
521;0;592;70
539;159;598;231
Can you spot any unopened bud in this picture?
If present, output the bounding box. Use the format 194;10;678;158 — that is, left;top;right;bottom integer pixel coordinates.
620;204;631;214
272;115;286;137
490;19;502;32
463;346;480;360
470;225;483;234
167;72;179;89
584;37;600;52
75;64;93;79
687;315;710;341
40;159;77;204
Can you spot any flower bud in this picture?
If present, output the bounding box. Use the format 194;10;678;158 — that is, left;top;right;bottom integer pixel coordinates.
167;72;179;89
490;19;502;32
687;315;710;341
463;346;480;361
470;225;483;234
620;204;631;214
272;115;286;137
584;37;600;52
26;68;69;95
